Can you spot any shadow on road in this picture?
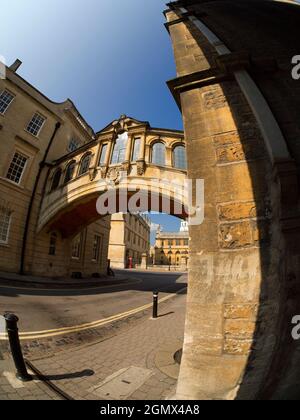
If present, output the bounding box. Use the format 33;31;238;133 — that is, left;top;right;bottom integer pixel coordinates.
0;271;187;298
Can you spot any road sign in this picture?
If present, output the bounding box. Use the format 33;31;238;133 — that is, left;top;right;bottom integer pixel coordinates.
0;315;5;333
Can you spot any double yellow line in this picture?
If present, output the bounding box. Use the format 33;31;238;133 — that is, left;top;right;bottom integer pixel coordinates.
0;288;186;341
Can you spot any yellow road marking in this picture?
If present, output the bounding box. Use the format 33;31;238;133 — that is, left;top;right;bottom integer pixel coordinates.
0;288;186;341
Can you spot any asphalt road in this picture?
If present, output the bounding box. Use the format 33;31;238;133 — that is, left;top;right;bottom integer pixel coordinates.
0;270;187;333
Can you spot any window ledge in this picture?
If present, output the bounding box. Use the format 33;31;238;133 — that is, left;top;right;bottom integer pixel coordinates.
0;242;10;248
0;177;25;190
23;129;40;140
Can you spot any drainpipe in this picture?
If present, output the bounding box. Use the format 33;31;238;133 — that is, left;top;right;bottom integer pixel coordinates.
20;122;61;275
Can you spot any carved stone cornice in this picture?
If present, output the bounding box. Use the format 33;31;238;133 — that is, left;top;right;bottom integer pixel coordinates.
167;68;230;110
100;166;108;179
216;52;279;75
164;16;190;33
136;160;146;176
120;161;131;173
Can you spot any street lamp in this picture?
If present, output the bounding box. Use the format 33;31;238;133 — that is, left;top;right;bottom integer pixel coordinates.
169;245;172;272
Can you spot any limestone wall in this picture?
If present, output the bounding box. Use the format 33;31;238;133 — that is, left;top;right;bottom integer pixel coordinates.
166;0;300;400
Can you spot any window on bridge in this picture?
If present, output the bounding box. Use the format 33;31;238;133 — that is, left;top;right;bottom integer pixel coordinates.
111;132;128;165
99;144;108;165
173;145;187;170
64;161;76;184
51;168;62;192
132;137;141;162
78;153;92;176
151;142;166;166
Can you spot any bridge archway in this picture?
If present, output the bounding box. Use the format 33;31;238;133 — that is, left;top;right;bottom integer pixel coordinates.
38;116;188;238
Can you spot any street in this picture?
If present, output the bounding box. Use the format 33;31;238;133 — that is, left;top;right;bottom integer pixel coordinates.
0;271;187;334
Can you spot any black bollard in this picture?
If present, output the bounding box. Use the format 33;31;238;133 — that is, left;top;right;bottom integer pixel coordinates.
152;292;159;319
4;313;32;382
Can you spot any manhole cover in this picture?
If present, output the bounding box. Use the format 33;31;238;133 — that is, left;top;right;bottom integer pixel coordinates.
90;367;153;400
174;349;183;365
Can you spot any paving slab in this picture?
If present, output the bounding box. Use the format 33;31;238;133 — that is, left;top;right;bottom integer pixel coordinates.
0;292;186;400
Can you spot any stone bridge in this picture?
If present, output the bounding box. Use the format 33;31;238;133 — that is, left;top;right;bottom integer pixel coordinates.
38;116;188;237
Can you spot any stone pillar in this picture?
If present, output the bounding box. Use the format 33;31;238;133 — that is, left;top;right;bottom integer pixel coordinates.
138;134;146;161
165;6;296;401
124;133;133;163
166;147;173;167
104;141;113;167
140;253;148;270
180;255;187;269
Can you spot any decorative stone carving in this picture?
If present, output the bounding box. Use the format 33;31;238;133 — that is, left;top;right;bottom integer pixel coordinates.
136;160;146;176
106;167;128;185
89;167;98;181
120;161;130;173
107;167;120;184
112;114;132;135
100;166;108;179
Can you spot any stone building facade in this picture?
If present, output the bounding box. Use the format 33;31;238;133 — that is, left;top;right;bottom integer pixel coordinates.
0;60;187;279
38;116;187;244
165;0;300;401
153;221;189;268
0;60;111;278
108;213;151;269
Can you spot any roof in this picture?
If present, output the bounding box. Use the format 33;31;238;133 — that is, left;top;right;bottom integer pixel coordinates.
157;231;189;239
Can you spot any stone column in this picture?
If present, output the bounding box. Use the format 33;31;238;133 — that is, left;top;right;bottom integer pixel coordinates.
104;141;113;167
180;255;187;268
99;140;113;178
166;7;288;401
136;134;147;175
124;133;133;163
138;134;146;161
166;147;173;167
140;253;148;270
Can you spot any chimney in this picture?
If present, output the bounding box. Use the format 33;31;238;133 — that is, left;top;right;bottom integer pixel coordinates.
9;59;22;72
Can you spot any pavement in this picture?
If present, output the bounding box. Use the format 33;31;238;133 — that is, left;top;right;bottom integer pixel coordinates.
0;291;186;400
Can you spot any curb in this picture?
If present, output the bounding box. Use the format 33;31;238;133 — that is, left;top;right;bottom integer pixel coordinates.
0;277;135;291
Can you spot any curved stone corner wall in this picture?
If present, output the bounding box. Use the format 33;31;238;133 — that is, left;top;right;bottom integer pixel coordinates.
165;0;300;400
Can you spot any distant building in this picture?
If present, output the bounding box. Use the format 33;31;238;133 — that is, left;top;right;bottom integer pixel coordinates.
153;221;189;268
108;213;151;269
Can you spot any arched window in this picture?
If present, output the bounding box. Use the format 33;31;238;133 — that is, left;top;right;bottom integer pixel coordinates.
64;161;76;184
99;144;108;165
78;153;91;176
132;138;141;162
51;169;62;192
111;132;128;165
49;233;57;256
151;142;166;166
173;145;187;170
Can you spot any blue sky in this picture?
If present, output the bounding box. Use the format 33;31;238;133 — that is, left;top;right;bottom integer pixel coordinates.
1;0;183;242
